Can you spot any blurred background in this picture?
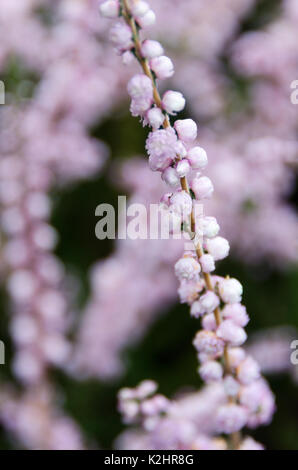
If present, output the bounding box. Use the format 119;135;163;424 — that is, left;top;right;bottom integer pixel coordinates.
0;0;297;450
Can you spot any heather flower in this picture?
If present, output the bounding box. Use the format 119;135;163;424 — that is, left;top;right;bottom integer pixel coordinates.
227;348;246;369
198;216;220;238
146;128;177;171
217;320;247;346
199;361;223;383
141;40;164;59
109;21;133;52
162;91;186;115
161;167;180;188
192;176;214;200
238;437;264;450
219;278;243;304
146;107;164;130
127;74;153;100
169;191;193;217
177;280;204;304
216;404;247;434
150;56;174;79
136;380;158;399
222;303;249;327
206;237;230;261
176;159;190;178
175;256;201;282
174;119;197;143
99;0;120;18
187;147;208;169
199;254;215;273
191;292;220;318
130;1;150;17
136;9;156;28
237;357;261;385
223;375;240;397
202;313;217;331
193;330;224;357
130;98;152;117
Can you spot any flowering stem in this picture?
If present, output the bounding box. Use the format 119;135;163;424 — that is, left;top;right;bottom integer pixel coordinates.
122;0;225;343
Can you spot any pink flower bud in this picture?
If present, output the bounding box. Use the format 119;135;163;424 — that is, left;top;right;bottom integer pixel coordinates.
136;380;158;399
238;437;264;450
109;21;133;52
216;404;247;434
193;330;224;357
130;97;152;117
223;375;240;397
202;313;217;331
206;236;230;261
162;91;186;115
227;347;246;368
174;119;197;143
237;356;260;385
193;291;220;316
199;360;223;383
219;278;243;304
137;9;156;28
175;256;201;281
199;254;215;273
176;159;190;178
122;50;134;65
170;190;193;217
146;128;177;171
222;303;249;327
217;320;247;346
150;56;174;79
146;107;164;129
127;74;153;100
141;40;164;58
130;1;150;17
199;216;219;238
187;146;208;169
162;167;180;188
99;0;120;18
192;176;214;199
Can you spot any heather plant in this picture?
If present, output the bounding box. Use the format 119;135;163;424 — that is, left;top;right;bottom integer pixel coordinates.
99;0;275;449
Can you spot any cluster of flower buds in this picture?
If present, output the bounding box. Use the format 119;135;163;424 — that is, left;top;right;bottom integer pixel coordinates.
0;153;70;385
100;0;275;447
118;380;170;431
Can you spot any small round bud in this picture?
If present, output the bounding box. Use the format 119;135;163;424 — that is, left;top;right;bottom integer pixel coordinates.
99;0;120;18
206;237;230;261
192;176;214;199
137;9;156;28
174;119;197;143
176;159;190;178
188;146;208;169
199;254;215;273
162;167;180;188
175;256;201;281
130;1;149;17
199;360;223;383
162;91;186;115
219;278;243;304
150;56;174;79
141;40;164;59
146;107;164;129
217;320;247;346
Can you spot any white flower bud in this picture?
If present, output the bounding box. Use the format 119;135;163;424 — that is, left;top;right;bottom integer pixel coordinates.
162;91;186;115
219;278;243;304
187;146;208;169
176;159;190;178
99;0;120;18
146;107;164;129
141;40;164;59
